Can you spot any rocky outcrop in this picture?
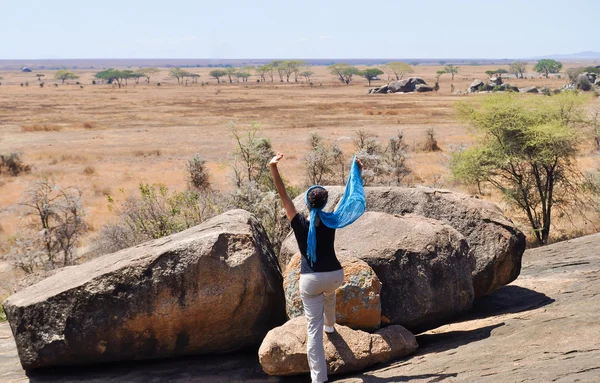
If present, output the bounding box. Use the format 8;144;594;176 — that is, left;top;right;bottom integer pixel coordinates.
467;79;485;93
258;316;418;377
280;186;525;299
368;77;432;94
2;209;286;370
284;253;382;331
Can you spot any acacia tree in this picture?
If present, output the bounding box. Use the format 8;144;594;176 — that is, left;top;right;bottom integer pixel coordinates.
329;63;361;85
300;70;313;82
509;61;527;79
169;67;185;84
444;64;460;80
225;67;237;83
534;59;563;78
139;67;160;83
270;60;285;82
384;62;413;80
54;70;79;84
209;69;227;83
451;93;592;245
362;68;384;86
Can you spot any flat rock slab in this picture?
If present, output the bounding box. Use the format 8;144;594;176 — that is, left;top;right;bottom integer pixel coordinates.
2;233;600;382
258;317;418;376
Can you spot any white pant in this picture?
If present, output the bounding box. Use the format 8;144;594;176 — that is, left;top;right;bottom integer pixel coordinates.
300;269;345;383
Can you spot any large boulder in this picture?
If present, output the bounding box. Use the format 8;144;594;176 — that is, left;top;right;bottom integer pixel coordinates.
468;79;485;93
415;84;434;92
258;317;418;377
281;186;525;299
520;86;539;93
284;253;382;331
335;212;474;331
387;77;427;93
2;209;286;370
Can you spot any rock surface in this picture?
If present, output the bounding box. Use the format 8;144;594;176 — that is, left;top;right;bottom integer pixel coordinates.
258;317;418;377
2;209;286;370
368;77;428;94
284;253;382;331
520;86;539;93
2;232;600;382
280;186;525;298
334;212;474;331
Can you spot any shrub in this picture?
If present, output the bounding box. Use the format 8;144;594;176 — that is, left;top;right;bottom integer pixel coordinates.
21;124;62;132
95;183;222;254
187;154;211;191
83;166;96;175
10;178;87;271
420;128;441;152
0;152;31;176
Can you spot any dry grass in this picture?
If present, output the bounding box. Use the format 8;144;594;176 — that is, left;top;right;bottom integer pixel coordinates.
0;62;598;249
133;149;161;157
21;124;62;132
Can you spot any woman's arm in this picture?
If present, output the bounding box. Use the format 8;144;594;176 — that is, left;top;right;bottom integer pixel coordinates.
269;153;298;222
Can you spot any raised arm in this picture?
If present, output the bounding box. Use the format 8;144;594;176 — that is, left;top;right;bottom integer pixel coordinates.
269;153;298;221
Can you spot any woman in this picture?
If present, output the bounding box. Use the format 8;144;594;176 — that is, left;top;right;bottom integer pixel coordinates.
269;152;365;383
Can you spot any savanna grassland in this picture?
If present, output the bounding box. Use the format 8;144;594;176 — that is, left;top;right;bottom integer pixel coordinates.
1;62;599;264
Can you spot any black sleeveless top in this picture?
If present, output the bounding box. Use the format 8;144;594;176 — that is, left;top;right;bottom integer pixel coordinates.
290;213;342;274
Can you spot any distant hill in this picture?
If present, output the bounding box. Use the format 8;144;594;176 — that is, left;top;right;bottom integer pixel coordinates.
532;51;600;60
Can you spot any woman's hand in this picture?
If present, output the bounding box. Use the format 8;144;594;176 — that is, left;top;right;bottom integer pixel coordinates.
355;157;364;171
269;153;284;167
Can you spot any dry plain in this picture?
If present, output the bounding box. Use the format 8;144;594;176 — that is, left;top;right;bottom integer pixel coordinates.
0;62;599;271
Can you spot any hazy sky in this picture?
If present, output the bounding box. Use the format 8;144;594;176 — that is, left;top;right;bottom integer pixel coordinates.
2;0;598;59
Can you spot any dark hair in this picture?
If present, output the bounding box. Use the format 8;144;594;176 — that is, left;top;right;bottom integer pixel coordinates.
307;188;328;209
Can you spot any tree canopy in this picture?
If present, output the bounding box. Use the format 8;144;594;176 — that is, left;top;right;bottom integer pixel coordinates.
54;70;79;84
209;69;227;83
384;62;413;81
443;64;460;80
509;61;527;79
329;64;361;85
362;68;384;86
533;59;563;78
451;92;593;245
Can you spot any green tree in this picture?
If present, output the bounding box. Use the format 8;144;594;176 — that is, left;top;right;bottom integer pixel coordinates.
329;63;361;85
225;67;237;83
299;70;313;82
54;70;79;84
509;61;527;79
270;60;285;82
139;67;160;83
281;60;306;82
534;59;563;78
450;93;592;245
169;68;186;84
384;62;413;81
209;69;227;83
362;68;384;86
444;64;460;80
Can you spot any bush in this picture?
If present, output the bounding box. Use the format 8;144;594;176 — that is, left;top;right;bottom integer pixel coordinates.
10;178;87;271
0;152;31;176
187;154;211;191
95;183;222;254
420;128;441;152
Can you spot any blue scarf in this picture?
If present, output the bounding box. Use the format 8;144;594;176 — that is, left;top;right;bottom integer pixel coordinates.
305;156;366;266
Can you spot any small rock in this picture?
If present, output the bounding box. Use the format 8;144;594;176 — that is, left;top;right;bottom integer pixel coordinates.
520;86;539;93
284;254;382;331
258;317;418;377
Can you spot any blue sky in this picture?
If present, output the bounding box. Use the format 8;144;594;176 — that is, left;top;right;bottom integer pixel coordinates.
1;0;598;59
